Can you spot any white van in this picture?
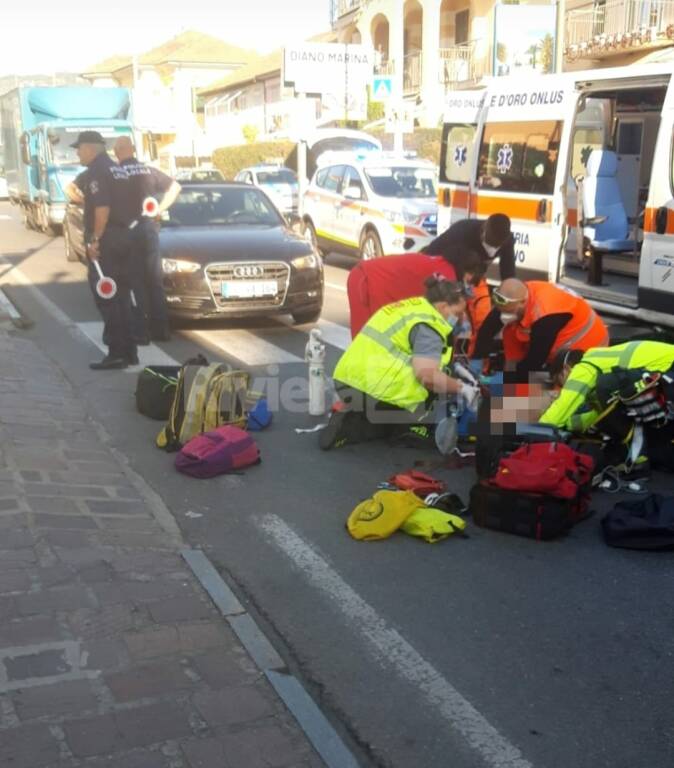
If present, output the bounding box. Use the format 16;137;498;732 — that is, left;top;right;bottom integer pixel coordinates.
438;65;674;328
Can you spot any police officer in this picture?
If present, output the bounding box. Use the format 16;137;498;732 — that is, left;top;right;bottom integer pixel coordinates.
71;131;137;369
113;136;181;343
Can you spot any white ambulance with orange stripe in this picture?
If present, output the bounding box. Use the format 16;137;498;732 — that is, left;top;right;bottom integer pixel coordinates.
302;153;438;261
439;65;674;329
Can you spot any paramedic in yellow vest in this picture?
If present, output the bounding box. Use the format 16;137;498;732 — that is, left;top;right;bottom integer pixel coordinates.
320;277;478;450
540;341;674;470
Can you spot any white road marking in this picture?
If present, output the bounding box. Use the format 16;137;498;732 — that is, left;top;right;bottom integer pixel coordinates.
0;258;73;326
279;317;350;351
0;288;22;320
325;281;346;292
259;515;534;768
77;321;180;369
189;329;302;366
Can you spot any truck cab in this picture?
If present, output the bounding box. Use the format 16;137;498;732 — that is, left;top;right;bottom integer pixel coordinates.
0;87;134;234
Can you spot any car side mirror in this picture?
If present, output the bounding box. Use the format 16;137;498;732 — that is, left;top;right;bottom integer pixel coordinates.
343;186;362;200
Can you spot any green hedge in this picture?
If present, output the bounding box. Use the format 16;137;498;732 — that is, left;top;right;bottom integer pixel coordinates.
212;141;295;180
370;128;442;165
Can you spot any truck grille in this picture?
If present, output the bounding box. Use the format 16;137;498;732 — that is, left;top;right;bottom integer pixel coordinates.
205;262;290;310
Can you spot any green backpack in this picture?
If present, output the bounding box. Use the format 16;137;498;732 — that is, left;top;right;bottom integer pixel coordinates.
156;362;250;452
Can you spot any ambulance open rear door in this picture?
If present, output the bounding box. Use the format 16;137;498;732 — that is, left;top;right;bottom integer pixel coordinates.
472;77;581;282
438;90;485;234
639;83;674;321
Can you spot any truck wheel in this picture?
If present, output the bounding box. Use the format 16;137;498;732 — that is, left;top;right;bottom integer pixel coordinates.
359;228;383;260
64;225;77;262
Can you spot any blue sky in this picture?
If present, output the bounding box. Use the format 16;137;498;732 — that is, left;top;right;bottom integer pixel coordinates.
1;0;332;75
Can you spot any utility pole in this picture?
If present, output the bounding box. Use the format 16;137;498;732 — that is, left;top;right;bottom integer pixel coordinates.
344;43;349;125
555;0;566;73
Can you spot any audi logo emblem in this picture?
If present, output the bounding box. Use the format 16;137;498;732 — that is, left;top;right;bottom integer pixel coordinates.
234;265;263;278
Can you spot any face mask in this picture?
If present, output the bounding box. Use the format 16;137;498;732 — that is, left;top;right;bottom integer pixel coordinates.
463;283;475;298
499;312;519;325
446;314;460;328
482;240;499;258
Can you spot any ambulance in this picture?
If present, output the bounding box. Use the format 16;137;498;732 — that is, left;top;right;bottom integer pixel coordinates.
438;64;674;328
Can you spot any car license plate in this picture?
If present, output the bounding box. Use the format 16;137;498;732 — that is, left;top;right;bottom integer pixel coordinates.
221;280;277;299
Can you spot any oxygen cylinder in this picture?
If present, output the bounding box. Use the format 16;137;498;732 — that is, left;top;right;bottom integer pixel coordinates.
305;328;326;416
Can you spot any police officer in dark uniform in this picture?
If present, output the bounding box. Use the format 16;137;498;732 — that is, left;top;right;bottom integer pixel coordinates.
114;136;181;343
71;131;137;369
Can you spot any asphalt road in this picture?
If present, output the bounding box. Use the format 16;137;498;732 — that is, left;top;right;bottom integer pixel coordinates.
1;200;673;768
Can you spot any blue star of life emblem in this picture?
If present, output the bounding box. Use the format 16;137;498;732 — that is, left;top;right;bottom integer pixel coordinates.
496;144;513;174
453;144;467;166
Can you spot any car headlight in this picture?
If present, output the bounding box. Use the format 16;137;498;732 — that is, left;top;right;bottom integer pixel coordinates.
291;253;320;270
162;259;201;274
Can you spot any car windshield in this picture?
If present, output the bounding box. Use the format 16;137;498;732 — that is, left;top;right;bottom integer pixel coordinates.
190;170;223;182
257;170;297;185
364;166;437;198
47;128;133;167
161;187;284;227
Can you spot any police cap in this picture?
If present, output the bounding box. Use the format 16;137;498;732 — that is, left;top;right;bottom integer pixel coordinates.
70;131;106;148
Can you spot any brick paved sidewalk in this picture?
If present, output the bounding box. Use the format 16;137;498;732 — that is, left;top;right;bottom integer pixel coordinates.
0;331;324;768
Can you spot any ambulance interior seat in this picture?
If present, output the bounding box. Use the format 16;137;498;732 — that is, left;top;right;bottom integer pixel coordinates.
580;149;637;253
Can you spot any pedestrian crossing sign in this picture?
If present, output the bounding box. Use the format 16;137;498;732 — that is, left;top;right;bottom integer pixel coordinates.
371;76;393;103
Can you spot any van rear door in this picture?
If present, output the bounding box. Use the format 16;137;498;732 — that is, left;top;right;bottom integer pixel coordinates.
438;90;485;233
472;77;580;281
639;85;674;318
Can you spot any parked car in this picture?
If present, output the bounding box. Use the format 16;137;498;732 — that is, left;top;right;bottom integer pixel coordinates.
175;168;225;183
302;153;438;260
235;165;299;215
63;182;323;324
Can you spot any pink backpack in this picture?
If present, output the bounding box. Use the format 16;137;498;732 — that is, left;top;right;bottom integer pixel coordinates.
175;426;260;479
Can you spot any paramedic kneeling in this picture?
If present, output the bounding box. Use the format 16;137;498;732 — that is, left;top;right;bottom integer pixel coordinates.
473;279;609;380
540;341;674;470
320;277;478;451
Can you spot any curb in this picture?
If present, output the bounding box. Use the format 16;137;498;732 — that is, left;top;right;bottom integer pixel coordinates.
181;548;361;768
0;286;34;329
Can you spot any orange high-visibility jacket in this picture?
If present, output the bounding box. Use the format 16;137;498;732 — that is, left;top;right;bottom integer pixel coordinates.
503;281;609;363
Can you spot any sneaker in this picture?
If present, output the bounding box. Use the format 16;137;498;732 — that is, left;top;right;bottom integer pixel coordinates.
89;355;128;371
319;409;353;451
392;424;434;447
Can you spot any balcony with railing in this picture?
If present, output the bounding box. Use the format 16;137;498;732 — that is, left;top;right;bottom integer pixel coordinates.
438;42;487;89
565;0;674;60
403;52;422;95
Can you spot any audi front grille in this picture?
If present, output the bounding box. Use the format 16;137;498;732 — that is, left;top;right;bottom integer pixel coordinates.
205;262;290;310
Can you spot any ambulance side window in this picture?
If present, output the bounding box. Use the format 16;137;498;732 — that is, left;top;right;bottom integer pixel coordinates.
476;120;562;196
440;123;475;184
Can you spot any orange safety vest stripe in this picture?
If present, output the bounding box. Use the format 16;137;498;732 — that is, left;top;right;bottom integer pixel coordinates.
508;282;608;362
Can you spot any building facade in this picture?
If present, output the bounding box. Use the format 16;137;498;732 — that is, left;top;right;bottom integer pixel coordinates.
333;0;560;126
82;31;254;169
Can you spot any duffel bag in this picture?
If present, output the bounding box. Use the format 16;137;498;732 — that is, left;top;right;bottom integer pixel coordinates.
601;494;674;550
491;442;595;499
135;365;181;421
470;482;591;540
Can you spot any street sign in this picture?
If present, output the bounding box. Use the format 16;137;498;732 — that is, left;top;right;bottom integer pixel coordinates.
385;103;414;135
283;43;375;96
371;76;392;103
